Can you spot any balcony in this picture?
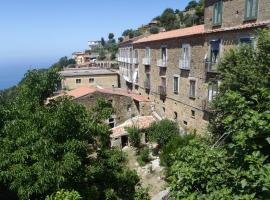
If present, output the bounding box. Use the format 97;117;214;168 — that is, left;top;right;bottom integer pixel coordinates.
157;59;167;68
179;60;190;70
143;57;151;65
205;60;218;73
144;80;150;89
158;85;167;97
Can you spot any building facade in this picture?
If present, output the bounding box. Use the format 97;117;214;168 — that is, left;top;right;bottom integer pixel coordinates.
117;0;270;134
60;68;119;90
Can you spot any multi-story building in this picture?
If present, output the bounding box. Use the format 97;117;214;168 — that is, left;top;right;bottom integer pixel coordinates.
72;52;91;65
117;0;270;133
118;37;140;91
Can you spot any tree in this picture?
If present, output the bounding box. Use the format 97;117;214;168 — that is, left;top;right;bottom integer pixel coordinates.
101;37;106;47
126;126;141;148
147;119;179;148
210;29;270;157
98;49;106;61
160;8;178;31
46;190;82;200
118;37;123;43
108;33;114;40
149;26;159;34
185;0;199;11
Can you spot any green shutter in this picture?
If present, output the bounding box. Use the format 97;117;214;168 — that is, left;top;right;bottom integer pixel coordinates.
213;1;222;26
245;0;258;20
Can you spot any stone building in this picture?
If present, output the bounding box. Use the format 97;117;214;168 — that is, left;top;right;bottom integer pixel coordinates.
59;68;119;90
117;0;270;134
47;86;153;148
72;52;91;65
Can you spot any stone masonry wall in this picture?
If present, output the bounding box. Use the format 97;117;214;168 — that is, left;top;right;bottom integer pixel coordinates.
204;0;270;30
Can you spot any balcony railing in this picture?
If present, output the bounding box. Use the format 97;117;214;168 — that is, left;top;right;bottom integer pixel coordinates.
143;57;151;65
179;59;190;70
144;80;151;89
158;85;167;96
157;59;167;67
205;60;218;73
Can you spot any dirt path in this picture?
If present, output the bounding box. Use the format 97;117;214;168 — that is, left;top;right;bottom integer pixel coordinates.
123;147;167;197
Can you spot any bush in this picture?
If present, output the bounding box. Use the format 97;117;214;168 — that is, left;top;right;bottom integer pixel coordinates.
134;187;150;200
160;134;196;167
127;126;141;148
149;26;159;34
46;190;82;200
137;148;151;166
147;119;179;147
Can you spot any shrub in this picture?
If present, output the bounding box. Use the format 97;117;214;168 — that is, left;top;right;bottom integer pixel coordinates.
147;119;179;147
126;126;141;148
149;26;159;34
160;134;196;167
45;190;82;200
137;148;151;166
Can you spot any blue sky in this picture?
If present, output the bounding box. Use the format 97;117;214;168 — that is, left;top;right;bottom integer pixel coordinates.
0;0;190;89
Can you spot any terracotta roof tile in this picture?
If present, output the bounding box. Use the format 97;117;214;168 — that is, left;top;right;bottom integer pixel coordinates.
46;86;151;103
134;25;205;44
110;116;156;138
206;20;270;34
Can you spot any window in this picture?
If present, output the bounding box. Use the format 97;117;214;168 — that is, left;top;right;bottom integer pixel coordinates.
174;112;178;121
181;44;190;69
240;37;255;47
245;0;258;20
108;118;115;128
208;81;218;101
76;79;81;84
173;76;179;94
145;47;151;58
189;80;196;98
191;110;195;118
161;47;167;61
210;40;221;64
89;78;94;83
213;0;222;25
134;49;138;59
183;121;188;126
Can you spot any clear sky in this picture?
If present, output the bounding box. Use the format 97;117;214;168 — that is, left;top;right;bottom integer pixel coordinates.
0;0;190;89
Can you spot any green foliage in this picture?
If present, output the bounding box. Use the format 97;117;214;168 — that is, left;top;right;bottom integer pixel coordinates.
133;187;150;200
147;119;179;147
137;148;151;166
167;136;270;199
122;29;142;39
166;30;270;199
118;37;123;43
149;26;159;34
126;126;141;148
17;68;60;105
185;0;198;11
101;37;105;47
45;190;82;200
98;48;106;60
108;33;114;40
87;149;140;200
51;56;75;71
159;8;178;31
210;29;270;156
160;134;195;167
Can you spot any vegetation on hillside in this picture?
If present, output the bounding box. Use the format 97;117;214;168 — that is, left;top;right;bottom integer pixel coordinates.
121;0;205;40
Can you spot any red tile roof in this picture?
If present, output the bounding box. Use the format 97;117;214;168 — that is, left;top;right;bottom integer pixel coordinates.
206;20;270;34
134;25;205;44
110;116;156;138
46;86;151;103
